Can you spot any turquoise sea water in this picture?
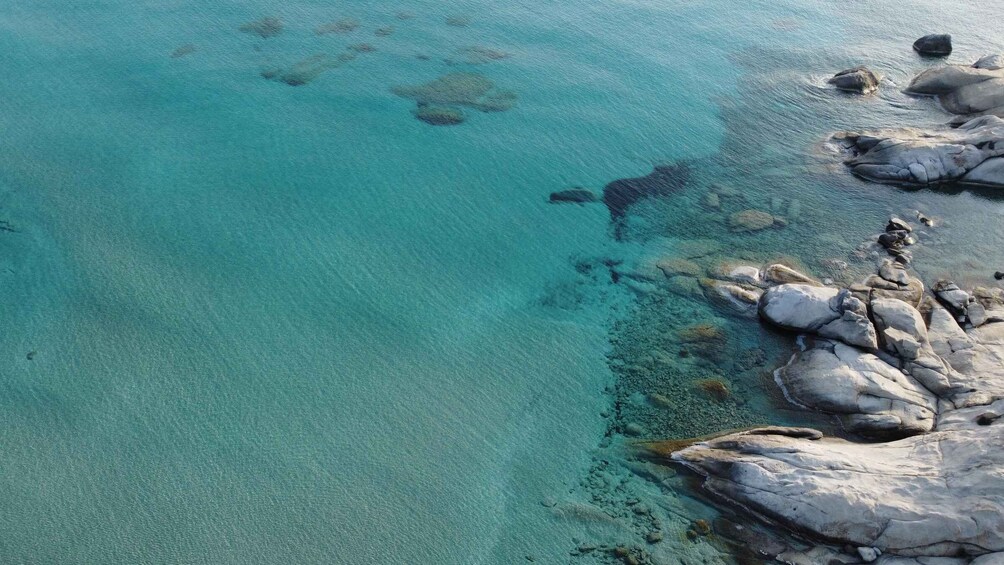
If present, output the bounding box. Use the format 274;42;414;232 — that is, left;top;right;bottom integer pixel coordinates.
1;0;1003;563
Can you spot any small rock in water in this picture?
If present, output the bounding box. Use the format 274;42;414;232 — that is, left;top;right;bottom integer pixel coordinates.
828;66;880;94
239;16;284;39
886;217;913;233
645;531;663;543
917;212;933;226
913;33;952;56
26;351;37;360
974;54;1004;71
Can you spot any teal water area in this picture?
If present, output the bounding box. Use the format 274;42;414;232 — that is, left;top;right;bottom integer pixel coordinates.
0;0;1002;563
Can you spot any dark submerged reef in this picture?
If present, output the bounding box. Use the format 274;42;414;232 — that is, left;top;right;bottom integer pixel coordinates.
391;73;517;125
170;44;196;59
602;163;691;237
261;54;344;86
315;18;360;35
446;46;511;66
239;16;284;39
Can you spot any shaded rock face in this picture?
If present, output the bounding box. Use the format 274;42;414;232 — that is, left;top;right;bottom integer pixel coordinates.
601;163;691;232
668;254;1004;562
913;34;952;56
829;66;880;94
906;65;1004;116
834;116;1004;188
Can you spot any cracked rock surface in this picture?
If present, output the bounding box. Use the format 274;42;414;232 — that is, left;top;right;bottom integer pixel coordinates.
669;256;1004;562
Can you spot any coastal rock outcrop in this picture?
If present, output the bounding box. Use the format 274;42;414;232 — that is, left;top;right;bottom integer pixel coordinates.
672;426;1004;557
668;249;1004;562
834;115;1004;188
829;66;881;94
905;65;1004;116
775;340;937;437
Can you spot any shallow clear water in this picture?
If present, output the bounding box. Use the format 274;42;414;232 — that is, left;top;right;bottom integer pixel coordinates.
0;0;1002;563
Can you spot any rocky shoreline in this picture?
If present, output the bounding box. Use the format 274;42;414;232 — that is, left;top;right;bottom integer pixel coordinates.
669;247;1004;563
657;40;1004;565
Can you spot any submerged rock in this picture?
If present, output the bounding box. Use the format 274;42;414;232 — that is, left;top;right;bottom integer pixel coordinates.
728;209;775;232
828;66;880;94
240;16;284;39
602;163;691;223
392;73;517;125
834;116;1004;188
549;188;597;204
913;33;953;56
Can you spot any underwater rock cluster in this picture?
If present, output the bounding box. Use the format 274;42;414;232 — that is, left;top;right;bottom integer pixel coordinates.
391;72;517;126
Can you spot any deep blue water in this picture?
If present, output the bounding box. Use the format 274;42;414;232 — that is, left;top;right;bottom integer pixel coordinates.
0;0;1002;563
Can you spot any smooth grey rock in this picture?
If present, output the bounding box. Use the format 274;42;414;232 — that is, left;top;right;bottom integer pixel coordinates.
829;66;881;94
974;54;1004;71
836;116;1004;188
759;284;841;330
673;425;1004;557
906;65;1004;115
775;341;937;436
913;34;952;56
887;217;913;233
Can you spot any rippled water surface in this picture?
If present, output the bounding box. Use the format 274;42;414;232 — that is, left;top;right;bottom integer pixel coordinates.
0;0;1002;563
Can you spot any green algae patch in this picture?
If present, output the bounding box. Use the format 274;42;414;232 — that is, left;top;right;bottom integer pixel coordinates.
392;73;517;125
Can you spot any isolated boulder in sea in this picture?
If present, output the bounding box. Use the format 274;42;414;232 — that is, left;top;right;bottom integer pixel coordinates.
828;66;880;94
833;115;1004;188
315;19;359;35
549;188;597;204
263;54;343;86
240;16;284;38
170;44;196;59
905;64;1004;115
913;33;952;56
